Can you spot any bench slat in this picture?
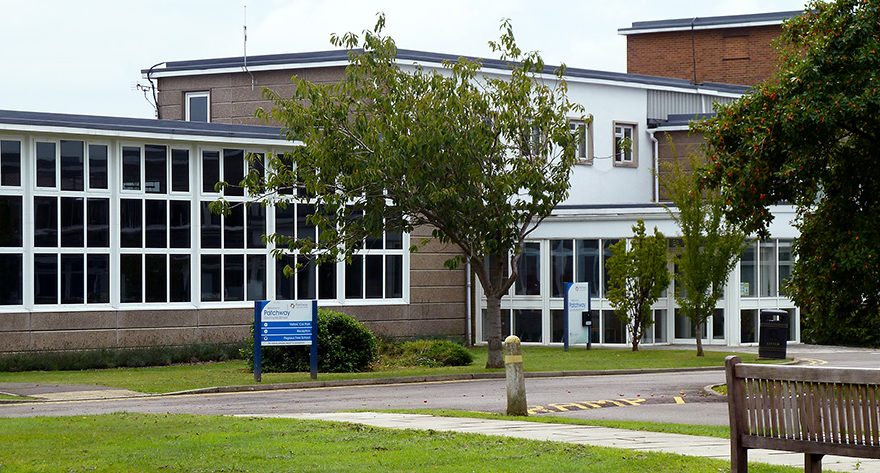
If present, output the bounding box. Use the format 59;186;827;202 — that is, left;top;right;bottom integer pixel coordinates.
736;364;880;385
872;385;879;446
741;435;880;459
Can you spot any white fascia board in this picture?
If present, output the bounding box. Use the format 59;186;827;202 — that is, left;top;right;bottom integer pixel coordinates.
618;20;785;36
652;125;692;132
0;123;300;147
145;60;350;79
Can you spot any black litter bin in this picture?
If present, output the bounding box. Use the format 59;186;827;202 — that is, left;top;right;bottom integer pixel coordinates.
758;309;789;359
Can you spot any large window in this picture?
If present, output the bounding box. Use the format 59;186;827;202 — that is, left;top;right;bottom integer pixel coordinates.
739;239;794;298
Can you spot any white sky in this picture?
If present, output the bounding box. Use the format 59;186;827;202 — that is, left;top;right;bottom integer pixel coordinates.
0;0;805;119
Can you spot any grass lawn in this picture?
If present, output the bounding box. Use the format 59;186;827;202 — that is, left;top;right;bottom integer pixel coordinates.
363;408;732;439
0;413;795;472
0;346;767;394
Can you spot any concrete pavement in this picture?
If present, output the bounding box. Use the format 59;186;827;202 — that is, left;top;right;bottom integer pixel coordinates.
265;411;880;472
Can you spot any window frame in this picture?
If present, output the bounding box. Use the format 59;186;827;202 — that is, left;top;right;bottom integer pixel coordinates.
568;117;593;165
185;91;211;123
612;121;638;168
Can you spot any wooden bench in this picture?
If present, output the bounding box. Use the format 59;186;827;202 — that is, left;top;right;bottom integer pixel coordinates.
725;355;880;472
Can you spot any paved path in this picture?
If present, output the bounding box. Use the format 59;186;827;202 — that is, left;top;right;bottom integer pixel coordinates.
266;412;880;472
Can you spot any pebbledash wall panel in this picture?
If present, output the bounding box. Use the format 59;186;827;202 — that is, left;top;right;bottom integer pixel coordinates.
0;113;467;353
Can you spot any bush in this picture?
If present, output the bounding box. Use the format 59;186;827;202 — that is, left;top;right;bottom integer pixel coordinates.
243;309;377;373
379;339;473;368
0;343;244;372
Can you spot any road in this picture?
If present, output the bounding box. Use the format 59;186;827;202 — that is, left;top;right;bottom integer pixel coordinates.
1;345;878;424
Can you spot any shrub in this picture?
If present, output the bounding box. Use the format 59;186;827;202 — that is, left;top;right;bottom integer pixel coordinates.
0;343;243;372
379;339;473;368
243;308;377;373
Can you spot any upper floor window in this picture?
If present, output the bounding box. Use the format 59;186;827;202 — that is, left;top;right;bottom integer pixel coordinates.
185;91;210;123
568;119;592;164
613;122;637;167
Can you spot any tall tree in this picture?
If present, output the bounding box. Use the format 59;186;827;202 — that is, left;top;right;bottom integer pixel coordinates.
699;0;880;346
606;220;670;352
664;155;747;356
236;16;583;368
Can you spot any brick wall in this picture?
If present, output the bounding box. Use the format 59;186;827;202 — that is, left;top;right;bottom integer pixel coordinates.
627;25;782;86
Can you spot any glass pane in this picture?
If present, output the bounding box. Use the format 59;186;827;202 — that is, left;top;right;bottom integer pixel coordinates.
481;309;512;341
386;230;402;249
34;253;57;304
345;255;363;299
785;308;797;341
0;196;22;247
171;149;189;192
86;254;110;304
169;200;191;249
318;263;336;300
120;254;142;303
759;240;777;297
144;254;166;303
779;240;793;296
200;255;221;302
169;255;191;302
224;255;244;301
188;95;208;123
60;197;84;247
36;142;56;187
34;196;57;247
515;242;540;295
675;309;707;339
550;240;573;298
246;203;265;248
602;239;618;298
223;149;244;196
60;140;84;191
603;310;626;343
87;198;109;247
224;205;244;249
275;205;294;240
740;309;759;343
144;144;167;194
385;255;403;298
551;309;564;343
513;309;542;343
200;202;221;249
365;254;383;298
202;151;220;193
1;140;21;186
276;256;295;300
712;308;725;340
654;309;667;343
122;146;140;190
144;200;168;247
60;254;84;304
246;255;266;301
88;144;108;189
297;255;316;299
575;240;600;298
297;203;316;242
120;199;142;248
0;254;22;305
740;241;757;297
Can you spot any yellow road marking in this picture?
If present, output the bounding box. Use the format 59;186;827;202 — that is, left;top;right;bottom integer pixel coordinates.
673;396;685;404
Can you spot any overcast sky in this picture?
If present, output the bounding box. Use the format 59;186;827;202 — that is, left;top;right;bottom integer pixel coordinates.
1;0;805;119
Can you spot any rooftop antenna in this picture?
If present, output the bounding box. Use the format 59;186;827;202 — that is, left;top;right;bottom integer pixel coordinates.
243;3;256;90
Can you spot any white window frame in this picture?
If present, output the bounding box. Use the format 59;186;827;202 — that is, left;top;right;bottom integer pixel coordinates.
568;118;593;165
185;91;211;123
613;121;638;168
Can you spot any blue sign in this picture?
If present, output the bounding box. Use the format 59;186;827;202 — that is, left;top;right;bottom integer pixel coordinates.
253;300;318;382
563;282;591;351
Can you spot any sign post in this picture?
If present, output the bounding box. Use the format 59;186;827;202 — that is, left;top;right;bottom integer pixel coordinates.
563;282;591;351
253;300;319;382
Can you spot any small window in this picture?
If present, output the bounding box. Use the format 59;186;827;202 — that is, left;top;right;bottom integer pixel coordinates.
60;140;84;191
120;199;142;248
36;142;56;188
34;196;57;247
0;254;23;305
169;200;191;248
200;202;221;248
224;205;244;249
144;145;167;194
224;255;244;301
186;92;210;123
86;254;110;303
145;200;167;248
246;204;266;248
1;140;21;186
200;254;221;302
613;122;638;167
171;149;189;192
202;151;220;193
145;254;167;303
0;196;22;247
60;254;84;304
87;198;110;247
34;253;57;304
60;197;84;247
88;144;108;189
568;119;592;164
169;254;191;302
223;149;245;196
122;146;141;190
120;254;142;303
246;255;266;301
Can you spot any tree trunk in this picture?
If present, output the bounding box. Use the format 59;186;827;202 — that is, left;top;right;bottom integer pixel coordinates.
695;322;704;357
485;295;504;368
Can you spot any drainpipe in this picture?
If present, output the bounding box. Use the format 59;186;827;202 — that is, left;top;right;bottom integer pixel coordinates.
465;259;473;346
648;129;660;202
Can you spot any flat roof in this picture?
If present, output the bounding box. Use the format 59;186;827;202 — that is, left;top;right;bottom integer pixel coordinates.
144;48;749;95
619;10;801;35
0;109;286;143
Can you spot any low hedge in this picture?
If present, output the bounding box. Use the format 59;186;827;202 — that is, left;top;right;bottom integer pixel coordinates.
0;343;243;372
243;308;377;373
378;339;473;368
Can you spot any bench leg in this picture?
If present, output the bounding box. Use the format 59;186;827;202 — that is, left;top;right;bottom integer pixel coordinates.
804;453;823;473
731;446;748;473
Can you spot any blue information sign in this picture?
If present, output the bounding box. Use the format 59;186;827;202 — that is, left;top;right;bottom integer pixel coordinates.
253;300;318;382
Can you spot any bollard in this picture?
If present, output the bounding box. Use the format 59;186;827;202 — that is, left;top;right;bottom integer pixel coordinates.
504;335;528;416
